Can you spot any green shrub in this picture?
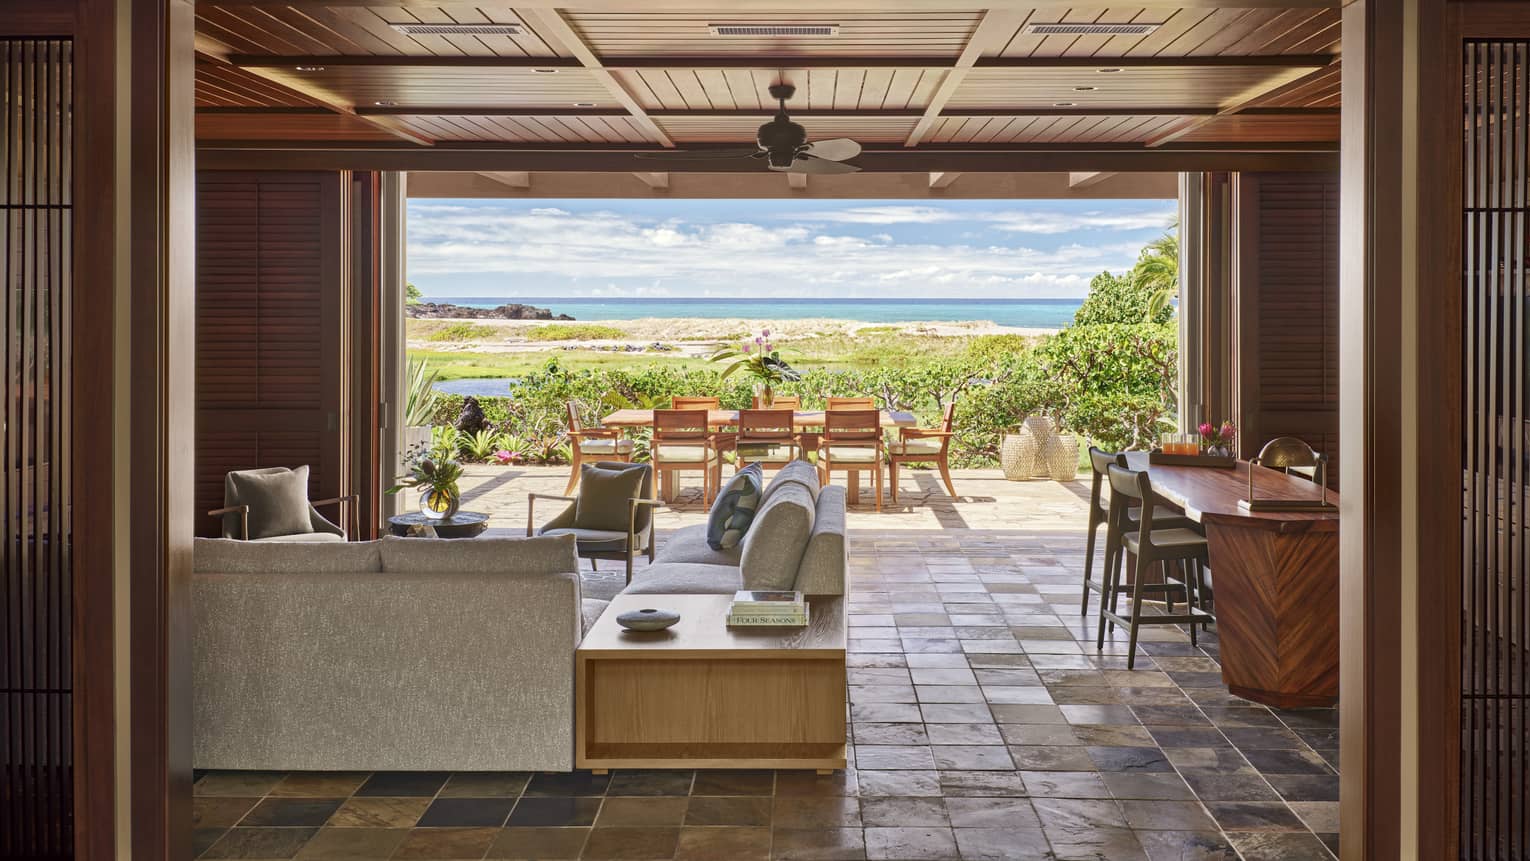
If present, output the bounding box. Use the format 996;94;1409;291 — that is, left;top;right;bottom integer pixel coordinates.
1072;271;1174;327
523;323;626;341
427;322;497;342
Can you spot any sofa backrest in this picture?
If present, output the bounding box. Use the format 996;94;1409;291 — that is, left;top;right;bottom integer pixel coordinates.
194;537;384;573
761;458;820;504
794;484;847;595
740;480;815;591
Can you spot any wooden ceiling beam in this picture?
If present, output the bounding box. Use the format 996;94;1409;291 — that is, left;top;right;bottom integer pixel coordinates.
904;9;1026;148
1144;64;1338;148
1069;171;1116;189
342;106;1338;119
517;7;675;148
787;173;808;189
634;171;670;189
196;143;1340;174
226;54;1336;73
479;171;531;189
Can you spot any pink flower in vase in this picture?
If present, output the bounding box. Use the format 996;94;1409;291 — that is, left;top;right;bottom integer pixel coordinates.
1219;421;1237;442
1198;422;1215;439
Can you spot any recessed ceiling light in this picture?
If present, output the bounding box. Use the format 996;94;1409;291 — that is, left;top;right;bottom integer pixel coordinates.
374;100;398;107
1073;86;1097;92
533;68;559;74
572;102;597;107
294;65;325;72
1097;67;1123;74
1054;102;1075;107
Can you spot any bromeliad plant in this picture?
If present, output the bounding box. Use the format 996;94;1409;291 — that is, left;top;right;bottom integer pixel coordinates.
709;328;802;406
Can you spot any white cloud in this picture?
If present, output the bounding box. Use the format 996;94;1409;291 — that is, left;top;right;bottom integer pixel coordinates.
788;204;1175;234
406;202;1166;299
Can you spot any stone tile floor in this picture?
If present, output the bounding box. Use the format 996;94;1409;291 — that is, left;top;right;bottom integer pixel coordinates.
194;466;1340;860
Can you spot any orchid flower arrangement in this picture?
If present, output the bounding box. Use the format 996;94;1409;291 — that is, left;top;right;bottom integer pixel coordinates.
708;328;802;387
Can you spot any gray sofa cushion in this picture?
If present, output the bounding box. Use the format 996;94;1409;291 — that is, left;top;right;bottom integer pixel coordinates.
625;563;743;595
225;466;314;539
380;534;578;575
739;482;814;591
541;527;647;555
761;459;820;505
581;598;611;634
795;485;848;596
655;524;743;567
194;537;383;574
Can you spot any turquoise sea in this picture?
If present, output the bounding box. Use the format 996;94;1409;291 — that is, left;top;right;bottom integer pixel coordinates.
428;297;1083;330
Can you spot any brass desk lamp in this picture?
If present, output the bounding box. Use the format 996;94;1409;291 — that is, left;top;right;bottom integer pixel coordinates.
1239;436;1336;513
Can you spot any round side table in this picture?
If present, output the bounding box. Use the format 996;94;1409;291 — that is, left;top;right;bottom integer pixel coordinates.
387;511;490;539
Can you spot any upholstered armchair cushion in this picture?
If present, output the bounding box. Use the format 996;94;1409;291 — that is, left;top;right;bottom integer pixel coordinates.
652;444;715;462
224;466;315;540
739;482;815;591
578;438;634;456
706;463;762;550
573;462;648;531
822;446;881;463
889;439;943;456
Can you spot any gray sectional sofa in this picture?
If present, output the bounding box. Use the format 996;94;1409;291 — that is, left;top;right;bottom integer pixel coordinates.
191;534;604;772
624;459;848;597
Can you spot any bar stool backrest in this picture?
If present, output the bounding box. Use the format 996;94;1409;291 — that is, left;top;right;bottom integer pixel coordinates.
1088;446;1124;515
1106;463;1158;546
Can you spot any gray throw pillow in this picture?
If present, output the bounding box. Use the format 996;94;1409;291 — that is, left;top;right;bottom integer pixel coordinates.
706;464;763;550
574;463;647;531
226;466;315;540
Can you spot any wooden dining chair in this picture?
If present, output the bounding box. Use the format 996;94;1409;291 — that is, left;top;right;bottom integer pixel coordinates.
826;396;876;410
818;408;886;512
1099;464;1214;667
563;401;634;494
887;401;958;502
671;395;734;457
650;408;721;504
752;394;800;410
734;408;801;472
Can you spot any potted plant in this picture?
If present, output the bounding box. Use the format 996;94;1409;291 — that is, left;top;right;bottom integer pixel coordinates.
708;328;801;407
387;441;465;520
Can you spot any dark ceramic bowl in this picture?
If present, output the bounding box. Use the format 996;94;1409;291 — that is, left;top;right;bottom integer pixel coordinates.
616;607;681;632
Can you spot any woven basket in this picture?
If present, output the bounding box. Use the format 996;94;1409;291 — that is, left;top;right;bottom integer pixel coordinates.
1047;432;1080;481
999;432;1036;480
1023;416;1057;478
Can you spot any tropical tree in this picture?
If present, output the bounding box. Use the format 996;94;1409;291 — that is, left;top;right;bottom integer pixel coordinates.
406;282;424;304
1132;224;1179;321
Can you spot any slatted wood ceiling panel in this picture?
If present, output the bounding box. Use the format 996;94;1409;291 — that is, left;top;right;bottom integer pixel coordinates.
195;172;342;535
245;65;616;110
389;114;652;143
196;112;404;142
196;61;324;108
613;67;946;112
1177;114;1339;143
926;113;1183;144
995;8;1339;58
196;5;560;57
656;116;918;143
948;65;1324;111
1246;172;1340;479
566;11;983;58
1245;63;1342;109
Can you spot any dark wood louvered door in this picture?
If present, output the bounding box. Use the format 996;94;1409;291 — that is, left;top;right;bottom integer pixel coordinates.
195;172;345;537
1234;171;1341;484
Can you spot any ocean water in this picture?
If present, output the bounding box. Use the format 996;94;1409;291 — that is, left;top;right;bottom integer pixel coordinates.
427;297;1082;329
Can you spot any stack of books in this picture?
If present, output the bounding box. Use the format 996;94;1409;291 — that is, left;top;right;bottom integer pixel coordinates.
727;590;809;627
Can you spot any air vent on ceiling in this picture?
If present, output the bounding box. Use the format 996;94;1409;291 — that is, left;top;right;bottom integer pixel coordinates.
708;24;840;37
1023;23;1160;36
390;23;524;36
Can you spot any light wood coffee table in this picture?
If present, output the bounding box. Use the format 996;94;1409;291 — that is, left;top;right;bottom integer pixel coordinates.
576;593;846;773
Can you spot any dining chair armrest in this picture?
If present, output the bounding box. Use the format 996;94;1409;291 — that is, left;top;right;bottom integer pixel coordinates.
207;505;251;541
570;427;622;440
310;494;360;539
526;492;578;536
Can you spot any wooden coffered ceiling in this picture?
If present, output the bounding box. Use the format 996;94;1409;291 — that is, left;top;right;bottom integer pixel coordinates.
194;2;1343;172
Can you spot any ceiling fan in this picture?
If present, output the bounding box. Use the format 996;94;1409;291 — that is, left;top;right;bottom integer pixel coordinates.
638;83;863;174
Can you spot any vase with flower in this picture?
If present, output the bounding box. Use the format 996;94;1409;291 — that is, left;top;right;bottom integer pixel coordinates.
708;328;801;407
386;442;466;520
1198;419;1238;457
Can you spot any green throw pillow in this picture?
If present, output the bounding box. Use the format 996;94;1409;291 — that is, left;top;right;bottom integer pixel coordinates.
707;463;763;550
226;465;315;540
573;463;647;531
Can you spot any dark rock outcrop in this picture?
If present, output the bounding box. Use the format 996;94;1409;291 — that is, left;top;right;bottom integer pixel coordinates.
455;397;487;437
406;301;573;321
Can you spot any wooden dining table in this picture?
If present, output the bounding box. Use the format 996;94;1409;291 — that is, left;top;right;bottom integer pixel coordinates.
599;408;917;505
1123;453;1341;708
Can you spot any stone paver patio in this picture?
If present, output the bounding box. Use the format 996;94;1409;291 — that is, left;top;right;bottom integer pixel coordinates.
193;464;1339;860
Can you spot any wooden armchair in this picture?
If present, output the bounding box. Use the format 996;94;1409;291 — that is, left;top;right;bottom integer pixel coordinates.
671;395;734;456
651;408;722;504
528;461;658;582
826;396;876;410
888;401;958;501
818;408;886;512
208;466;357;541
564;402;634;494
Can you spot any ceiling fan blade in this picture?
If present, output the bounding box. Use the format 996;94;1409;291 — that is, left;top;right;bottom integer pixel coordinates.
784;156;861;175
800;137;862;161
633;147;758;161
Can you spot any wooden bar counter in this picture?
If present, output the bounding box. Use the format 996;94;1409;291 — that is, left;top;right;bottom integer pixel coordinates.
1124;454;1341;708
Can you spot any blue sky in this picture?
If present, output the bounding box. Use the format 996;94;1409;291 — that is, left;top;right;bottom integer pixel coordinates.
407;197;1176;300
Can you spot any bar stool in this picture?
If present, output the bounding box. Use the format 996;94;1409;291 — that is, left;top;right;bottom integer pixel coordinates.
1080;447;1196;617
1099;463;1215;668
